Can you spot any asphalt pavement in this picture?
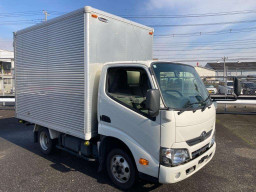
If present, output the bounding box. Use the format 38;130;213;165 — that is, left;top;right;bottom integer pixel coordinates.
0;110;255;192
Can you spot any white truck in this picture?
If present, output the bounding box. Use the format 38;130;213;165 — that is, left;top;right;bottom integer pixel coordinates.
15;6;218;190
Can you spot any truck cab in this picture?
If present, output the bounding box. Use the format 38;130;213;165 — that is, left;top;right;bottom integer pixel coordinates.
97;60;216;187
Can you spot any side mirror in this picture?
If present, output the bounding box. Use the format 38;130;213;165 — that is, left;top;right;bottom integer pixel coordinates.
146;89;160;117
234;77;241;96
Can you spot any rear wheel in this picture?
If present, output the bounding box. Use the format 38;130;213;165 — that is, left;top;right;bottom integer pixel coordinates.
106;148;137;190
38;128;54;155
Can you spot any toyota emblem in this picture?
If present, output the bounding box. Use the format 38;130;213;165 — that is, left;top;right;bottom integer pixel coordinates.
200;131;207;141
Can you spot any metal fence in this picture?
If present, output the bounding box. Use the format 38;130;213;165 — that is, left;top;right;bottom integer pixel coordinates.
202;76;256;96
201;75;256;114
0;60;15;106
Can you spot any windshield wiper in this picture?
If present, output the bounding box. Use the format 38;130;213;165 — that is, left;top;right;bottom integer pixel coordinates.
178;102;198;115
178;95;211;115
200;95;211;111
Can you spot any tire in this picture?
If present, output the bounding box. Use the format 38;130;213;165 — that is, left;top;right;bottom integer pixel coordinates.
38;128;54;155
106;148;137;190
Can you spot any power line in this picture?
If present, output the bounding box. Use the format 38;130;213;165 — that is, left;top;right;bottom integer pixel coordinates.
122;10;256;19
155;54;256;59
153;42;256;49
154;41;256;46
0;19;42;25
0;13;61;19
154;38;256;44
156;56;256;60
154;26;256;37
0;22;40;25
154;53;256;57
149;19;256;27
153;46;256;52
0;19;42;22
0;10;64;15
0;9;255;18
164;57;256;62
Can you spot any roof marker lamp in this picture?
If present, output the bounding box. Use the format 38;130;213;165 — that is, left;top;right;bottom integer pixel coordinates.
91;14;98;18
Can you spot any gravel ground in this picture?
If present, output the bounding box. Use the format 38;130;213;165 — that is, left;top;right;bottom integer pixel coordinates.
0;110;255;192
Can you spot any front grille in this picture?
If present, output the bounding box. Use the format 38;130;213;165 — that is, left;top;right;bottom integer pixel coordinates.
192;143;210;159
186;129;212;146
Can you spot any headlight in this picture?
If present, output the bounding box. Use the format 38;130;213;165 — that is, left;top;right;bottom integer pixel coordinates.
160;148;189;167
209;130;216;147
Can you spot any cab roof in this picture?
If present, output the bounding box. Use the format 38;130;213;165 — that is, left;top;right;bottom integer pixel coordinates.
104;60;194;68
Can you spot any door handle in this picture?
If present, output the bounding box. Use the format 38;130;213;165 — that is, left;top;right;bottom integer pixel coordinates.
100;115;111;123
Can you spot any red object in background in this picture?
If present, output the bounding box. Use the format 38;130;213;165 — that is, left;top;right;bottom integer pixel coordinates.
197;62;199;66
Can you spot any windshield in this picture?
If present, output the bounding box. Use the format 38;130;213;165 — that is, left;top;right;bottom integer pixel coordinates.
227;82;234;86
206;85;214;88
152;62;211;110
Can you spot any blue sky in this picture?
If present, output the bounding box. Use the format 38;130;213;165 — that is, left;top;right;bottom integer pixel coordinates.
1;0;256;65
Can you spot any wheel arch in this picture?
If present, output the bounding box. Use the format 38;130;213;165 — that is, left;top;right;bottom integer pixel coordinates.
98;136;137;172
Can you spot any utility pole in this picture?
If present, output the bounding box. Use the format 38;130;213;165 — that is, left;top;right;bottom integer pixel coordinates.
1;63;5;106
11;59;14;94
222;56;228;96
43;10;49;21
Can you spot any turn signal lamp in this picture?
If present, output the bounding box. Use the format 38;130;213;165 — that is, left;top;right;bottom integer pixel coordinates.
139;158;149;165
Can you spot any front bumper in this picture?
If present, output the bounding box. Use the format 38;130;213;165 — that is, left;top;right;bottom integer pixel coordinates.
159;142;216;184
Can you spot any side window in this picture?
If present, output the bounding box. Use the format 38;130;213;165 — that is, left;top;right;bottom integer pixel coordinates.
107;67;151;115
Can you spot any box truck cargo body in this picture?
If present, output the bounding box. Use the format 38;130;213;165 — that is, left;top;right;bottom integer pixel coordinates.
15;6;219;190
14;7;153;140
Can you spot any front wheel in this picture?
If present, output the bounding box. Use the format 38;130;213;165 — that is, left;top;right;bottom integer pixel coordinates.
106;148;137;190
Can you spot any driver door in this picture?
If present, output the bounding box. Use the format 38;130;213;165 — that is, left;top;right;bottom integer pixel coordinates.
98;64;161;176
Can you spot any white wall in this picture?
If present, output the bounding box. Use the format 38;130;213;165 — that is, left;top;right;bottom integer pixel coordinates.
195;66;216;77
0;49;14;62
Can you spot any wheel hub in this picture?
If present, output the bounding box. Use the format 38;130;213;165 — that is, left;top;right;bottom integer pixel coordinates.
111;155;130;183
39;131;49;151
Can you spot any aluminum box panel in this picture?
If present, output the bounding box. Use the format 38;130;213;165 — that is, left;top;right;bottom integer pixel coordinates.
15;11;85;139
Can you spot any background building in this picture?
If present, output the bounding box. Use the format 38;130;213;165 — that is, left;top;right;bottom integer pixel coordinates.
205;62;256;76
195;66;216;78
0;49;14;95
